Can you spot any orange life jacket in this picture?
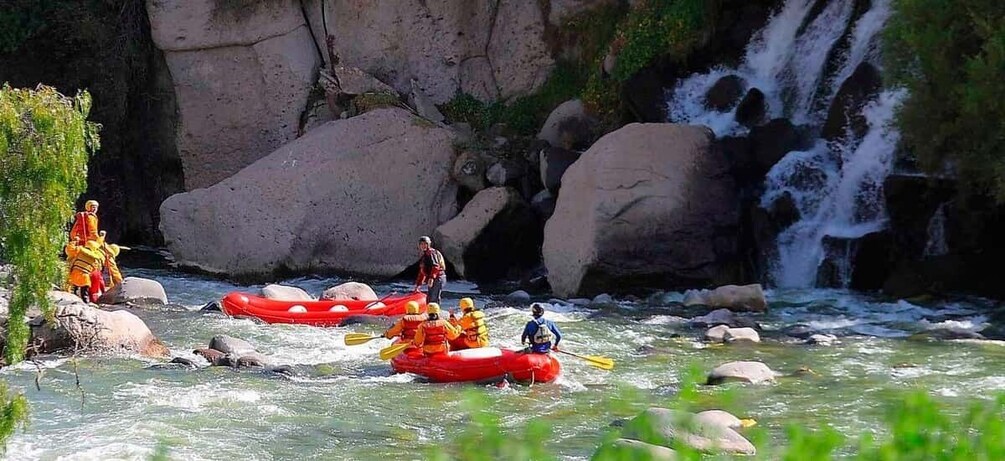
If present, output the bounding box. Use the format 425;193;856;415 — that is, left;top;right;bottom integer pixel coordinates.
67;243;104;287
459;310;489;347
420;319;450;354
69;211;98;243
400;315;425;342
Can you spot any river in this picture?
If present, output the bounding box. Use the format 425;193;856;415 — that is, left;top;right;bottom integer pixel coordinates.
3;261;1004;460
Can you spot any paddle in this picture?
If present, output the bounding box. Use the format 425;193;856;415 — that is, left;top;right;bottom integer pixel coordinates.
379;342;412;361
556;349;615;370
344;333;382;346
364;291;397;310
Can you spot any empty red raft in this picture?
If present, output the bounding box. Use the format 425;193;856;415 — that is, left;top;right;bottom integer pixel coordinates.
220;291;426;327
391;347;561;383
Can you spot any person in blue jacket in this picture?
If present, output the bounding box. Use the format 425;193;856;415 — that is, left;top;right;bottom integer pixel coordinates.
521;303;562;353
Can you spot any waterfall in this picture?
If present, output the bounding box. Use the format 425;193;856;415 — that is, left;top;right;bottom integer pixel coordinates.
924;203;949;257
667;0;900;288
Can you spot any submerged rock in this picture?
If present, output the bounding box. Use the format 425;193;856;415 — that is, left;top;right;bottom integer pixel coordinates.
194;348;227;366
707;361;778;385
505;290;532;305
807;334;838;346
209;335;257;356
261;284;314;301
782;324;817;339
908;328;986;342
621;408;756;455
98;277;168;305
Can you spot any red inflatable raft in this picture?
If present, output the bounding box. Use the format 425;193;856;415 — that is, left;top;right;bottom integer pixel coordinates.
391;347;561;383
220;291;426;327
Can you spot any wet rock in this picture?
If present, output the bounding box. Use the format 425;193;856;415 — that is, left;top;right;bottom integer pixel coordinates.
169;357;198;368
689;309;735;328
908;328;986;342
28;301;169;358
209;335;257;356
97;277;168;305
694;410;745;430
321;282;378;302
569;298;592;306
749;119;809;176
770;191;801;229
705;75;745;112
538;99;598;151
236;352;272;368
592;439;678;461
540;147;582;193
530;189;557;220
724;327;761;343
704;325;731;343
707;361;778;385
434;187;542;281
505;290;532;305
591;293;615;307
622;408;756;455
452;151;488;194
683;284;767;313
823;62;882;142
261;284;314;301
735;88;767;128
194;348;227;366
199;301;222;312
807;334;838;346
782;324;817;339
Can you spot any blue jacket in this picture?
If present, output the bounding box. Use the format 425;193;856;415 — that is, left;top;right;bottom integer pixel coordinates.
522;318;562;353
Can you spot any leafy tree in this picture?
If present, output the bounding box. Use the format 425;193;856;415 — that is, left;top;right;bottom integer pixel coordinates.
886;0;1005;200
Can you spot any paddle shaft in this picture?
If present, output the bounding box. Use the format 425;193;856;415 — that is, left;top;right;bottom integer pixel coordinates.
364;291;397;309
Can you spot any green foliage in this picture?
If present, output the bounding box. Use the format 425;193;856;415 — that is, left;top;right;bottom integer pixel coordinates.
0;382;28;450
885;0;1005;201
0;84;99;363
609;0;714;82
0;2;46;53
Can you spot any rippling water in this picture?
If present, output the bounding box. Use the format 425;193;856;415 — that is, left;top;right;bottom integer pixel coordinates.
4;266;1005;460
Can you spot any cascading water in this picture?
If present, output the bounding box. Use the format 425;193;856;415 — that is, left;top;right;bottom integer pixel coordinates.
667;0;900;288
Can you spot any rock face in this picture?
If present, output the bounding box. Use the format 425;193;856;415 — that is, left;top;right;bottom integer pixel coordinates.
537;99;598;151
434;187;542;280
707;361;778;385
261;284;314;301
540;147;582;193
622;408;756;455
146;0;322;190
822;62;882;142
97;277;168;305
543;124;740;296
303;0;553;103
160;108;458;278
321;282;378;301
29;301;169;358
683;284;768;312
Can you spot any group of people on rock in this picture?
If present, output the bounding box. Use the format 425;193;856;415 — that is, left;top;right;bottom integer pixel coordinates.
401;235;563;356
64;200;127;303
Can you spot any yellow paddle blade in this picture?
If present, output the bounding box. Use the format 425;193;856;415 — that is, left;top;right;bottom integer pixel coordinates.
740;418;757;428
580;355;615;370
379;343;411;361
344;333;379;346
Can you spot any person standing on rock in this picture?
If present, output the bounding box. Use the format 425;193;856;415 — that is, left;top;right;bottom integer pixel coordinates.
412;303;460;356
521;303;562;354
413;236;446;304
69;200;100;244
64;239;105;302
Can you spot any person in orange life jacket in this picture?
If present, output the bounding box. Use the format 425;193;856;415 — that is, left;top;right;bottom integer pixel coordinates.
413;236;446;304
69;200;100;244
450;297;489;350
98;230;126;288
384;301;425;344
412;303;461;356
65;240;105;302
521;303;562;354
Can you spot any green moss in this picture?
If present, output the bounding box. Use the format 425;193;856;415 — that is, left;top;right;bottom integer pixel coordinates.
350;92;404;116
610;0;714;82
885;0;1005;202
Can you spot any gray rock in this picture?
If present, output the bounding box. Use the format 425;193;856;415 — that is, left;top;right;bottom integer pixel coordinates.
689;309;735;328
530;189;557;219
724;327;761;343
194;348;226;366
28;300;169;358
537;99;597;151
909;328;986;341
330;65;397;97
505;290;531;304
622;408;756;455
782;324;817;339
694;410;745;430
683;284;767;313
320;282;377;301
591;293;615;306
98;277;168;305
236;352;272;368
409;79;445;124
209;335;257;356
807;334;838;346
261;284;314;301
707;361;778;385
704;325;730;343
486;160;526;187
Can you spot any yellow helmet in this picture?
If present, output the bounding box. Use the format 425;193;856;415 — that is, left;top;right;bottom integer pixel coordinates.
107;244;122;258
84;200;99;212
427;303;441;315
459;297;475;312
405;301;420;315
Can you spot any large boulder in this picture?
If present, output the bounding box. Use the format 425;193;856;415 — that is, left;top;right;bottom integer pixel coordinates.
707;361;778;385
261;284;314;301
160;108;458;278
304;0;553;102
321;282;378;301
705;75;745;112
434;187;542;280
622;408;756;455
822;62;882;142
28;301;169;358
537;99;598;151
682;284;768;313
147;0;321;190
97;277;168;306
543;124;739;296
540;147;582;193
